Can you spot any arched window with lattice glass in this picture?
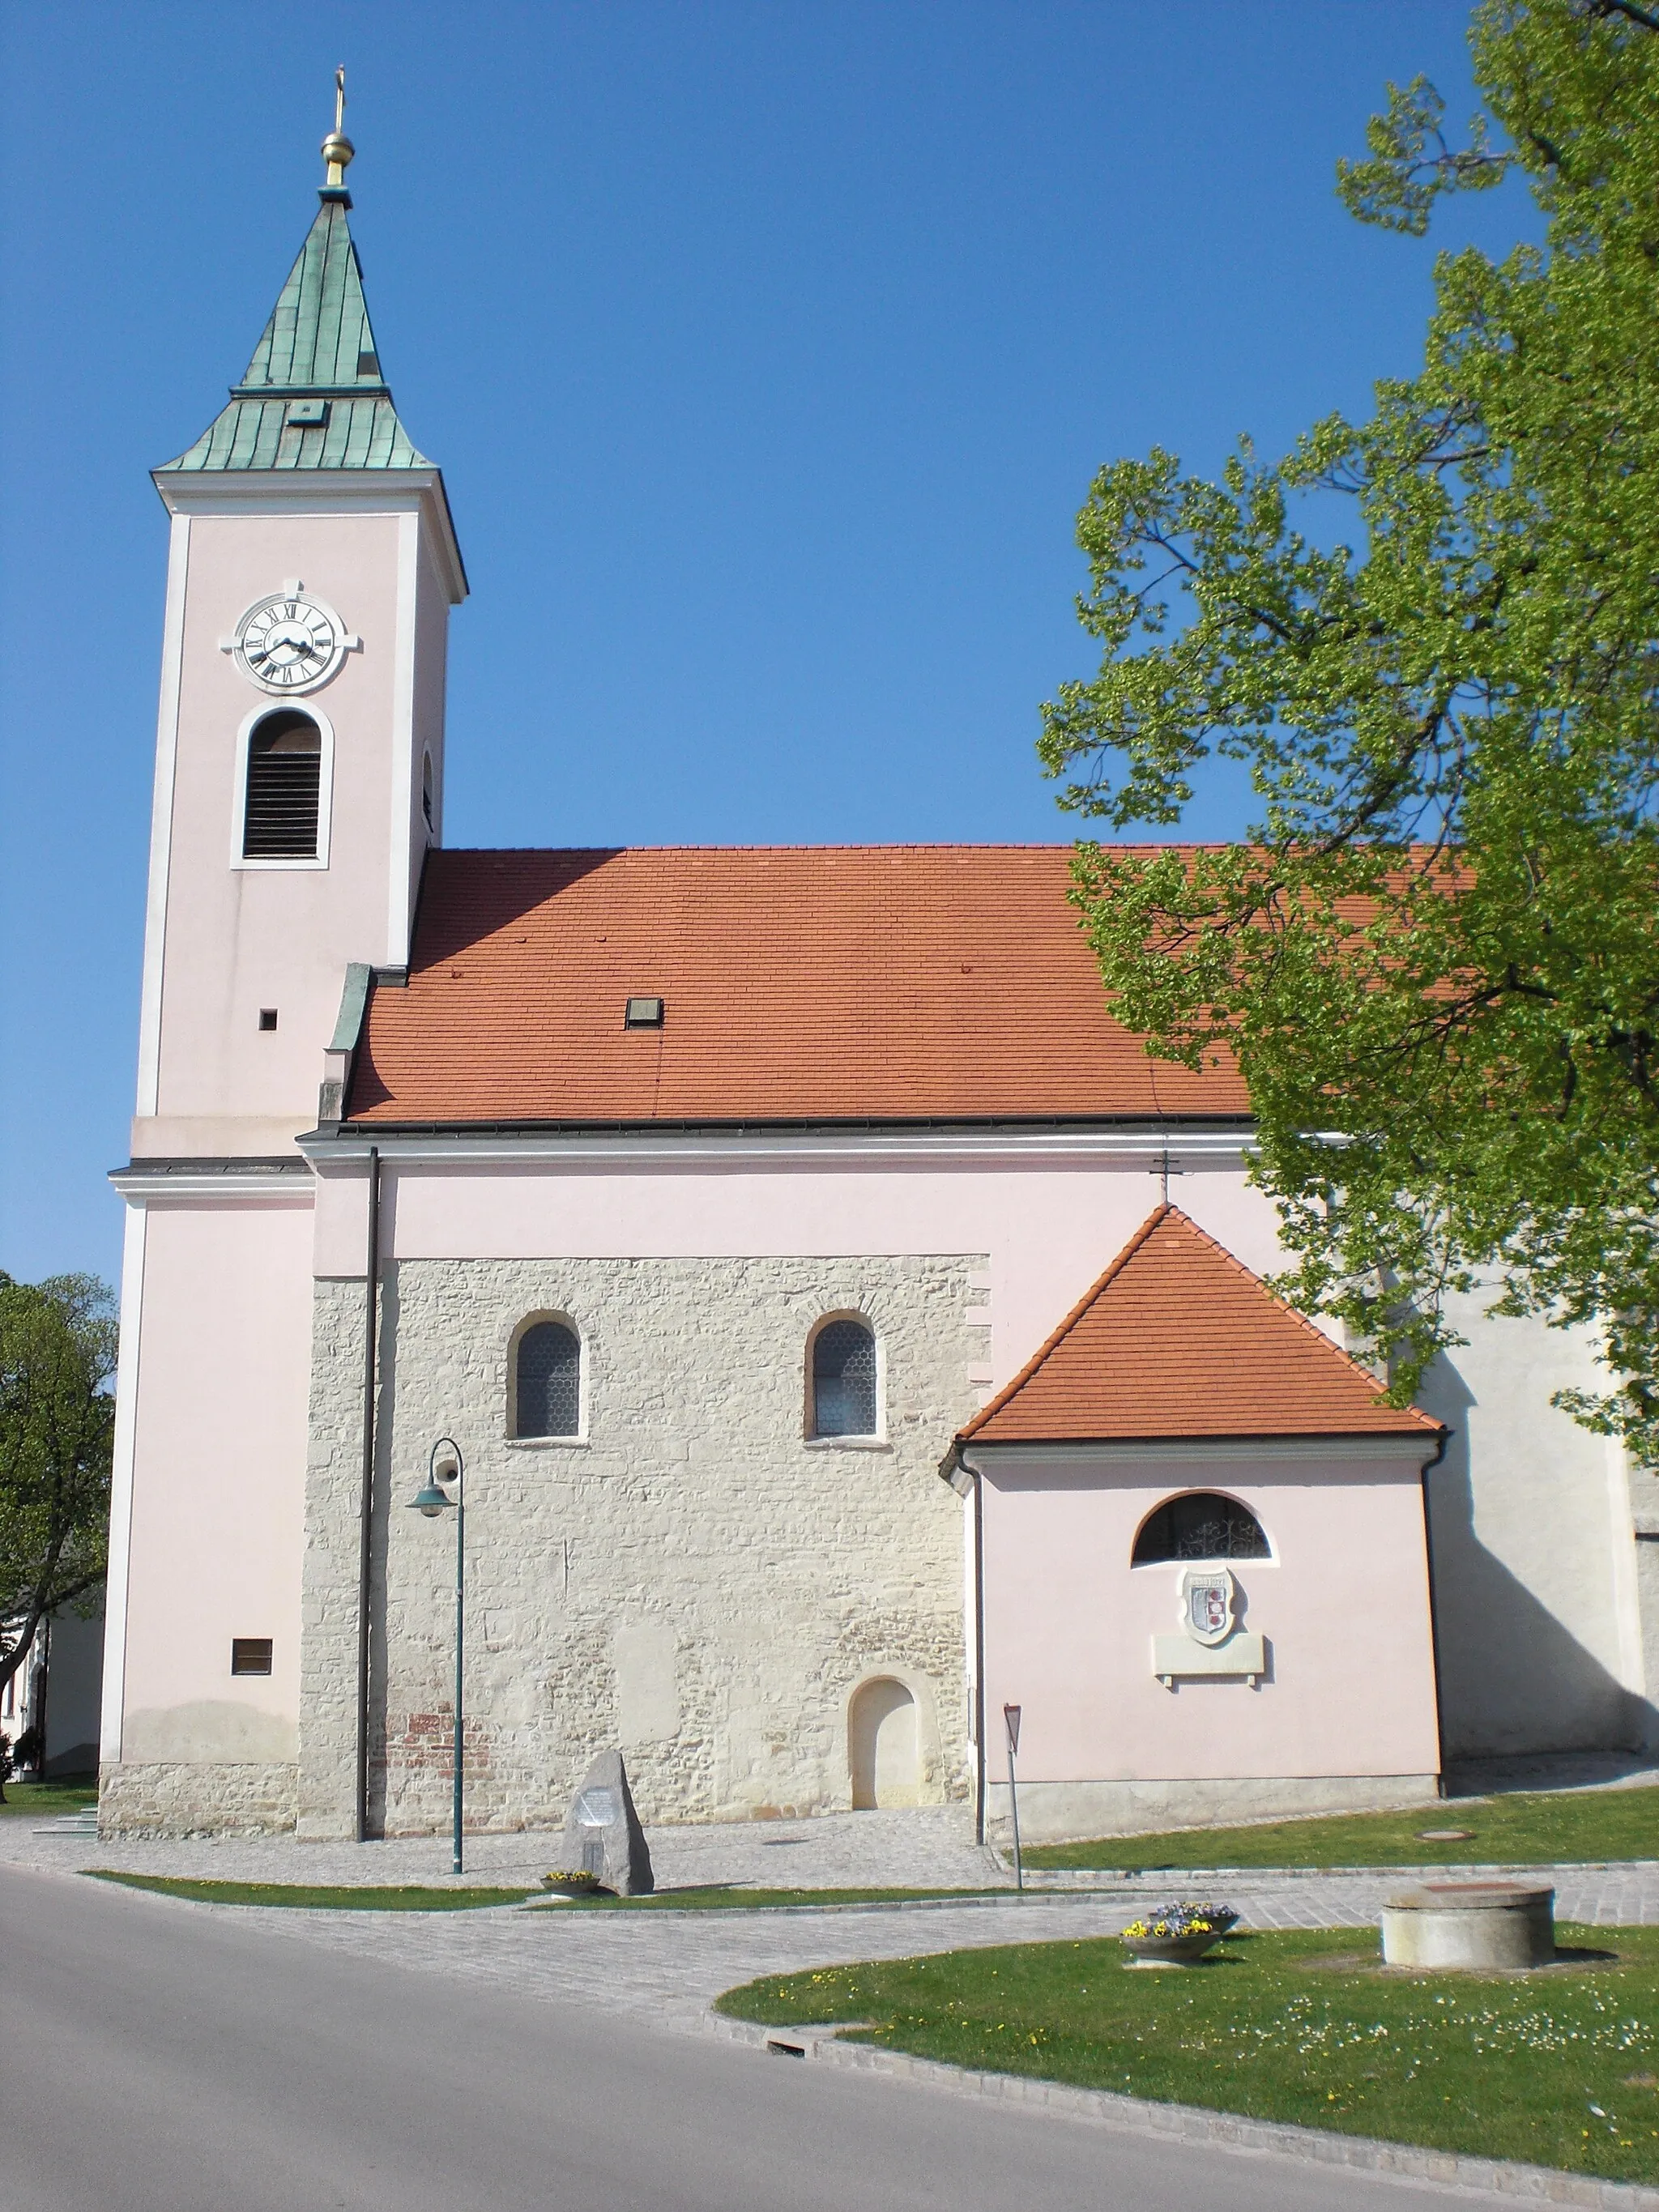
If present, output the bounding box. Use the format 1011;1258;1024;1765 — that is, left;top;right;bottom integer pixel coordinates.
514;1319;582;1439
811;1317;877;1438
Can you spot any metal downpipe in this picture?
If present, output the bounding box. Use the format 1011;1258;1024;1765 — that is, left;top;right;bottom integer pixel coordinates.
355;1144;380;1842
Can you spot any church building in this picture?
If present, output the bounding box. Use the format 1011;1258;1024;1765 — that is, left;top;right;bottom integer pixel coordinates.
100;125;1659;1842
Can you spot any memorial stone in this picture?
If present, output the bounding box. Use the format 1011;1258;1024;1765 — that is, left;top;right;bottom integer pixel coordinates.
557;1750;655;1894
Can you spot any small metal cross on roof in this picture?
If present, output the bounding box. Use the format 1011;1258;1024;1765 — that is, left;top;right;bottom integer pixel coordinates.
322;66;355;186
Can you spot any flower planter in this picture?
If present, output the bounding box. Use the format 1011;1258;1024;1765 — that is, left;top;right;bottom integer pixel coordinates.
541;1871;609;1900
1119;1904;1238;1967
1121;1931;1224;1967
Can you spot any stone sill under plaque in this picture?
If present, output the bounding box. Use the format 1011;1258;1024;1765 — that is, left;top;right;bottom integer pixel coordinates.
1152;1632;1267;1686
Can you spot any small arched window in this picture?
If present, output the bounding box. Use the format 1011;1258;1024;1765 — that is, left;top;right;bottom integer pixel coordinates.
515;1319;581;1438
812;1317;877;1438
1132;1492;1270;1565
243;710;322;858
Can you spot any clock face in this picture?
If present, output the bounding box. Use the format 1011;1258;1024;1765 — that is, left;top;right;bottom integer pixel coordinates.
233;593;344;693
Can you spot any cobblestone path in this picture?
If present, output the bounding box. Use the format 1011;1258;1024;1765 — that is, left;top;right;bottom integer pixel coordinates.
7;1807;1659;2028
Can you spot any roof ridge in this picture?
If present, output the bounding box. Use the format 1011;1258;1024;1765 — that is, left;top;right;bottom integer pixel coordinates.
958;1204;1172;1441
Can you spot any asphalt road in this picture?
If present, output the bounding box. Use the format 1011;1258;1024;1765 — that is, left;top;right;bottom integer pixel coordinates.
2;1864;1482;2212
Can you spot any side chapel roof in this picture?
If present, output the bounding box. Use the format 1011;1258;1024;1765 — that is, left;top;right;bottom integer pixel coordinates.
344;845;1254;1127
957;1204;1444;1445
158;189;431;475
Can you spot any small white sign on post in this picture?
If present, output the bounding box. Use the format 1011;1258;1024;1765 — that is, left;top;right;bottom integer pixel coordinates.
1003;1703;1025;1894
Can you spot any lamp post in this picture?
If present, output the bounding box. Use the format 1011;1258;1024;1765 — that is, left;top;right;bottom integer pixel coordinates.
407;1437;465;1874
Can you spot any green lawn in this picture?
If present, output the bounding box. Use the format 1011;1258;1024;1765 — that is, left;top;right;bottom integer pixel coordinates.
718;1924;1659;2187
0;1775;98;1818
1022;1786;1659;1871
531;1885;999;1912
87;1874;535;1911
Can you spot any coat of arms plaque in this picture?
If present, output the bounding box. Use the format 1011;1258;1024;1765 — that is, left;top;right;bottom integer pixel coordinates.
1179;1566;1236;1648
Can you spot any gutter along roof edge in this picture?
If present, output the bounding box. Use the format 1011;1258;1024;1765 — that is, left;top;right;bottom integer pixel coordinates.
308;1114;1258;1142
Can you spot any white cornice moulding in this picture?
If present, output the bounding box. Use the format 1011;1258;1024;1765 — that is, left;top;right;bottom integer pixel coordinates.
109;1167;314;1204
150;468;467;605
297;1126;1260;1174
958;1437;1438;1470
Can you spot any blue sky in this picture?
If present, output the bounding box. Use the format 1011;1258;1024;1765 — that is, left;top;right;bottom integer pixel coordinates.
0;2;1533;1287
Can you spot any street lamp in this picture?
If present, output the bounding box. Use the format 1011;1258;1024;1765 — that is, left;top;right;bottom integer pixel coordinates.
407;1436;465;1874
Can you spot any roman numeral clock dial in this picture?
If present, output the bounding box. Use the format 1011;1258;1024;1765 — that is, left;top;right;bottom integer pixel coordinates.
226;587;356;693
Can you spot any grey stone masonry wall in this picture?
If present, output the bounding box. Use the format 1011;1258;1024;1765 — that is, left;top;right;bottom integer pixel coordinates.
300;1253;989;1839
98;1759;298;1837
297;1277;375;1838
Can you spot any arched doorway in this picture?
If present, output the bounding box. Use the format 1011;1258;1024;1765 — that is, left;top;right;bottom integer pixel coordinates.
848;1677;919;1809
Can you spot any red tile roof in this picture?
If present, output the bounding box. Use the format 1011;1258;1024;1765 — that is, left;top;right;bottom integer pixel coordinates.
958;1206;1443;1445
347;846;1251;1126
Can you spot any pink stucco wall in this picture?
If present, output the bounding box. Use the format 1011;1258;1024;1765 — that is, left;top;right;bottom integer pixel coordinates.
153;513;409;1127
971;1450;1441;1785
313;1151;1305;1387
118;1200;314;1761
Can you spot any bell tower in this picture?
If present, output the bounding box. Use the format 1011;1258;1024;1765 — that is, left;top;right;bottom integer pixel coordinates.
134;89;466;1159
98;95;466;1835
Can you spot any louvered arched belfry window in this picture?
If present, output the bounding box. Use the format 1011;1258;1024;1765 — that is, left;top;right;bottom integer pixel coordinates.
242;710;322;858
811;1316;878;1438
514;1319;582;1439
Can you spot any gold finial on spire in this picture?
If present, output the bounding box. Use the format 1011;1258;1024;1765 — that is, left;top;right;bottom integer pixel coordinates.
322;66;355;186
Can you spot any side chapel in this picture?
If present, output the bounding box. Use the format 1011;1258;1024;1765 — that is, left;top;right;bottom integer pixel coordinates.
100;121;1659;1842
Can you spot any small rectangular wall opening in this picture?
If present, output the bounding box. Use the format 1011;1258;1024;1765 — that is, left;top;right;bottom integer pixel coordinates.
258;1008;278;1031
231;1639;273;1676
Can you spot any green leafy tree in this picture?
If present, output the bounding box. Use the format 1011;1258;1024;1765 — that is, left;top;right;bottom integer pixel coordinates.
1039;0;1659;1451
0;1274;116;1790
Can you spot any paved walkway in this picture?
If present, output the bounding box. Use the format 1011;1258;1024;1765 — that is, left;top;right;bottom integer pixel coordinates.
9;1805;1659;2031
0;1803;998;1891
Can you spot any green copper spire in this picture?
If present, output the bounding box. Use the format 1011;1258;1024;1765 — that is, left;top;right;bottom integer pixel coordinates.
159;113;432;474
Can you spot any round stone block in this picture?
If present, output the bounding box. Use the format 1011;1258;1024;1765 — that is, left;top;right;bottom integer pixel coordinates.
1380;1881;1555;1970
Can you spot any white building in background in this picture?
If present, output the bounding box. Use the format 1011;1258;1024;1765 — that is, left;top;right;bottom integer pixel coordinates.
97;126;1659;1843
5;1611;104;1780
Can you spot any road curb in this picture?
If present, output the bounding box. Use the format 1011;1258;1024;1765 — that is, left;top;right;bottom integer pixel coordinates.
1020;1860;1659;1887
703;2013;1659;2208
529;1888;1128;1918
